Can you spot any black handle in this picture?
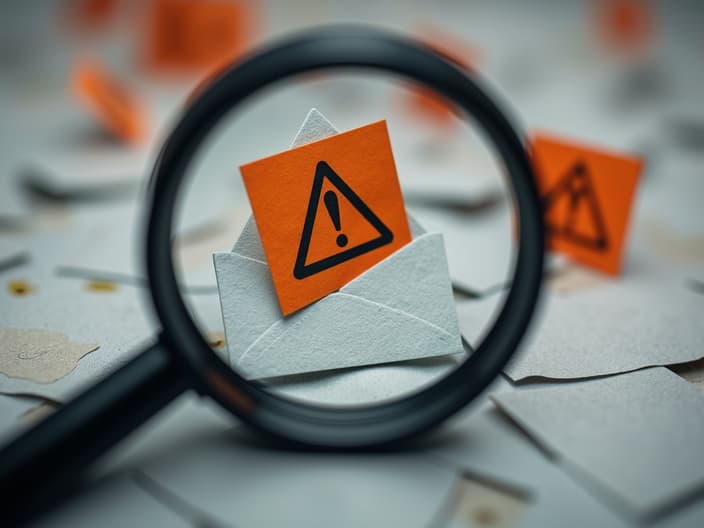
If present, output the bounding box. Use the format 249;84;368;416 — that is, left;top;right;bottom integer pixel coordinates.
0;337;188;525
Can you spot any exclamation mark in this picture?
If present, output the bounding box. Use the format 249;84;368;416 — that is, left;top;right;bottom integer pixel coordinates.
324;190;348;247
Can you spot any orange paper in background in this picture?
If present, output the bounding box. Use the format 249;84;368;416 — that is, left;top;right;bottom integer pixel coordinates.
406;27;478;125
531;132;643;275
241;121;412;315
594;0;655;56
141;0;253;74
72;60;147;145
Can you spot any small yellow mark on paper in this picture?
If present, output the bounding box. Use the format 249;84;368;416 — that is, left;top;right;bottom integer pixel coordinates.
85;280;118;292
0;328;99;383
7;280;35;296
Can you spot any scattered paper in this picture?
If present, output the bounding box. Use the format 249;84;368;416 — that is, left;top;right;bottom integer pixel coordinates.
491;368;704;520
457;281;704;382
428;406;628;527
0;268;153;401
21;146;148;199
139;425;457;528
0;328;98;383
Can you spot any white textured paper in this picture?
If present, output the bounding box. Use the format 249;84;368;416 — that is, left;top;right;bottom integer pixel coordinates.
0;268;153;401
457;281;704;382
491;368;704;520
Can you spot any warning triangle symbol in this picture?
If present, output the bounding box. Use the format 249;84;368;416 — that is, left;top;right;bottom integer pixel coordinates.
293;161;394;279
541;161;609;252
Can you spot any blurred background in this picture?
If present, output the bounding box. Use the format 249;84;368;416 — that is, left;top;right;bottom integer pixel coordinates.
1;0;703;526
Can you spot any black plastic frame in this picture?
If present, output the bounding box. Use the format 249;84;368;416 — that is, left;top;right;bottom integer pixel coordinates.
146;26;544;448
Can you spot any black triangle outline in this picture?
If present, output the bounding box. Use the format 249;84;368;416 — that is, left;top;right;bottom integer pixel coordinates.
541;161;609;252
293;160;394;280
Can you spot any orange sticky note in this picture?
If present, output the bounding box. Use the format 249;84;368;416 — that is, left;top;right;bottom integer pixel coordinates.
72;60;147;145
142;0;252;74
531;132;643;275
241;120;412;315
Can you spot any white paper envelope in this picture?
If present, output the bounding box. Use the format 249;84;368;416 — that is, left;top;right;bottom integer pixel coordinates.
213;215;463;379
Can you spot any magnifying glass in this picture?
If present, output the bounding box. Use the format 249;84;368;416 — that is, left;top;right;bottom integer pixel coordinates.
0;26;543;524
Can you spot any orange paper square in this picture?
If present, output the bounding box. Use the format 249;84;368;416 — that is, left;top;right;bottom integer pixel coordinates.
241;120;412;315
72;60;147;145
531;132;643;275
142;0;252;74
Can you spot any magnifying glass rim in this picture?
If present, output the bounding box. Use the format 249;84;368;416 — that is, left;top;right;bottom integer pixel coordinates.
145;26;544;448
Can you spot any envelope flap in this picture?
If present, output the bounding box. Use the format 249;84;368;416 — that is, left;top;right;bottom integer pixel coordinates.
341;233;460;337
231;216;266;261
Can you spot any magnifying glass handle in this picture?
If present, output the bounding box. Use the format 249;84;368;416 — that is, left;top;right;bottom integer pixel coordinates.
0;337;187;525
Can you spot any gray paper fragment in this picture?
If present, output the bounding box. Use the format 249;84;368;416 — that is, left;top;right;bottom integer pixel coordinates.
457;282;704;382
491;368;704;520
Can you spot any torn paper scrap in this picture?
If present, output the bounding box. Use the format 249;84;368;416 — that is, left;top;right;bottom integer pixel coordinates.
491;368;704;520
0;328;98;383
457;281;704;382
427;406;628;528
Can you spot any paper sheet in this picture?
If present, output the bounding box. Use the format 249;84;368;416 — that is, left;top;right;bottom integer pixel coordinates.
428;405;629;528
34;473;191;528
0;328;98;383
457;281;704;382
491;368;704;520
0;268;153;401
139;425;457;528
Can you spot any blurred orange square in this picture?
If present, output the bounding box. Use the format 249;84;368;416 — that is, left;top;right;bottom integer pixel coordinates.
142;0;253;73
531;132;643;275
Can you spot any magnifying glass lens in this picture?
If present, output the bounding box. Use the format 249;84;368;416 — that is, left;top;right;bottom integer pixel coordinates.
171;71;516;408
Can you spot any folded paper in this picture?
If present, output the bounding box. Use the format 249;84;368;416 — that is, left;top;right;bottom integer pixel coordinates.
492;368;704;520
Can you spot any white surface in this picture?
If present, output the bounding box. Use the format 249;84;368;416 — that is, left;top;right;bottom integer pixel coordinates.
492;368;704;520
